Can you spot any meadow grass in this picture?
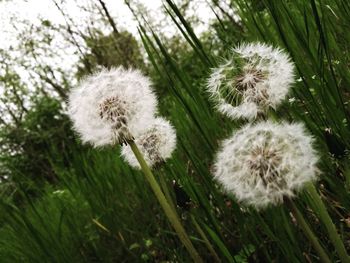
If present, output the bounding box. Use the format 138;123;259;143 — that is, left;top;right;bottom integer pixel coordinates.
0;0;349;262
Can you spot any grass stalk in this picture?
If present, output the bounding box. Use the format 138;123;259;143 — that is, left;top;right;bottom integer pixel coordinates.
128;140;203;263
158;169;177;213
306;183;350;263
190;214;222;263
157;168;221;262
285;198;332;263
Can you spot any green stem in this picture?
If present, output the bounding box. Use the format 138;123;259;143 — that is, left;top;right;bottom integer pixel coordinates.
267;109;278;121
158;169;221;262
285;198;332;263
306;183;350;263
128;140;203;263
158;169;177;213
190;214;222;263
343;162;350;192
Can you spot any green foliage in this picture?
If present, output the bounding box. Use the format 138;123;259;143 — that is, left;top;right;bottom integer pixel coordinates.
0;147;204;262
0;97;78;191
0;0;350;262
76;30;145;79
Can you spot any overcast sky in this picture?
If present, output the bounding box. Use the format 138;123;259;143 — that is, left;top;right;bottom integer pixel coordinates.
0;0;215;101
0;0;214;49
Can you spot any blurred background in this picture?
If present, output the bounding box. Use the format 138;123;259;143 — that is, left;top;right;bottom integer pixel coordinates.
0;0;349;262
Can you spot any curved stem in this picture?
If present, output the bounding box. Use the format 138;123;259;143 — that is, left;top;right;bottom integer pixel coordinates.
128;140;203;263
285;198;332;263
306;184;350;263
190;214;222;263
158;169;177;213
158;169;221;262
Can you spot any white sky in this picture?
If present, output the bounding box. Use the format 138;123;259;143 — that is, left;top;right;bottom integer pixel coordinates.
0;0;215;108
0;0;215;49
0;0;150;49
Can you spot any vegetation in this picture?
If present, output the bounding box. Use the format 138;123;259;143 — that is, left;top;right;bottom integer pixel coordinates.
0;0;349;262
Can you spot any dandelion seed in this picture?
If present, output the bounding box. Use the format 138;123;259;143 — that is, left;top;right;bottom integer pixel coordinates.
288;97;296;104
213;121;318;209
121;117;176;168
207;42;294;120
68;67;157;146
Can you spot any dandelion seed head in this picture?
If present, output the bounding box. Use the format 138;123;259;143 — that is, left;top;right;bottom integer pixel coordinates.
121;117;177;169
207;42;294;120
68;67;157;146
213;121;318;209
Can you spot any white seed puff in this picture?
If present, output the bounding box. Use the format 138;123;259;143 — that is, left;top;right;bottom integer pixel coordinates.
121;117;177;169
68;67;157;147
213;121;318;209
207;42;294;120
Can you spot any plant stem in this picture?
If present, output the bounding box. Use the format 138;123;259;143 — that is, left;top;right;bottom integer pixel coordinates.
190;214;222;263
158;169;177;213
128;140;203;263
158;169;221;262
306;183;350;263
343;162;350;192
285;198;332;263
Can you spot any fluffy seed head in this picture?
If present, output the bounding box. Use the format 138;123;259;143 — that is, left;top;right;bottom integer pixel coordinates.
207;42;294;120
68;67;157;146
121;117;177;169
213;121;318;209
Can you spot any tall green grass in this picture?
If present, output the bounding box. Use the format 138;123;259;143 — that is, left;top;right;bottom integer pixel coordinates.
0;0;349;262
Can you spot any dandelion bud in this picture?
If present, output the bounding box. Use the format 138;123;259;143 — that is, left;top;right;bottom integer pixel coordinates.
68;67;157;146
213;121;318;209
207;42;294;120
121;117;176;169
